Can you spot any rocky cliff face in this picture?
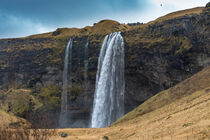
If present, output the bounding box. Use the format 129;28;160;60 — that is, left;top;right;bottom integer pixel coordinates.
0;6;209;128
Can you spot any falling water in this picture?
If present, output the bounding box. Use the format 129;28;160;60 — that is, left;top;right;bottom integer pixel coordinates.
59;38;73;128
91;32;125;128
84;37;89;87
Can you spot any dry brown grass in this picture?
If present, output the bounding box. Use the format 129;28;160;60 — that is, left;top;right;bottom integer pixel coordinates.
25;19;128;39
0;113;57;140
90;19;128;35
52;87;210;140
148;7;204;24
51;67;210;140
116;67;210;124
0;110;29;128
0;128;57;140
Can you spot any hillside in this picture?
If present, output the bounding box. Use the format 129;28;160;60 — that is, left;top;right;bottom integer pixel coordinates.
52;67;210;140
115;66;210;125
0;4;209;128
149;7;204;24
26;19;127;39
0;109;30;128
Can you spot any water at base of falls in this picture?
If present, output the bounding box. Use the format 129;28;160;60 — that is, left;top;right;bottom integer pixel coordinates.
59;38;73;128
91;32;125;128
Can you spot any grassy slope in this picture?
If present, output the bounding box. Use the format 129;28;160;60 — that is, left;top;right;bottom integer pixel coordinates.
0;109;30;128
26;19;128;39
148;7;204;24
115;66;210;125
52;67;210;140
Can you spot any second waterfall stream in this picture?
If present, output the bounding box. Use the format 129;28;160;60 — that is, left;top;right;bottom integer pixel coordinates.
59;38;73;128
91;32;125;128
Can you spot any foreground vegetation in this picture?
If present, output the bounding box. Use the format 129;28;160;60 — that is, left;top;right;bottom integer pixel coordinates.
0;113;57;140
47;67;210;140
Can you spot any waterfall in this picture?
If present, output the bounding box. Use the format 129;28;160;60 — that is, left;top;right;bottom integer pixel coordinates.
59;38;73;128
91;32;125;128
84;37;89;87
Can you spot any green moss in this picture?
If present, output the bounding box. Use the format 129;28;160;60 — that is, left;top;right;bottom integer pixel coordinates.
39;85;61;110
173;36;192;55
12;99;30;117
69;85;83;101
129;54;137;61
46;38;67;65
182;123;192;127
10;95;32;117
0;88;42;118
0;92;5;101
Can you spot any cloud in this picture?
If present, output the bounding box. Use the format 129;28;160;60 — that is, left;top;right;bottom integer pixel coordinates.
0;0;147;38
0;14;53;38
0;0;144;24
145;0;209;21
158;0;209;9
125;0;209;24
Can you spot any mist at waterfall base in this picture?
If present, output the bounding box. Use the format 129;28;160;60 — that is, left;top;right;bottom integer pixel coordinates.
91;32;125;128
59;38;73;128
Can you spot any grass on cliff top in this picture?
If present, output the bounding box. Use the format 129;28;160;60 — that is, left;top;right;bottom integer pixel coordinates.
28;28;84;38
148;7;204;24
114;66;210;125
27;19;128;39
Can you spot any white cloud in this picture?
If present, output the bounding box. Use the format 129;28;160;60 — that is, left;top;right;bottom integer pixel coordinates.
101;0;208;24
0;14;55;38
158;0;208;9
140;0;209;23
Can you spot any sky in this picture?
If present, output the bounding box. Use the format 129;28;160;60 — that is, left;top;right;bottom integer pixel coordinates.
0;0;209;38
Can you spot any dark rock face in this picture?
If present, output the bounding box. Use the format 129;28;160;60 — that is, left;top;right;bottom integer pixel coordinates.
206;2;210;8
0;7;209;128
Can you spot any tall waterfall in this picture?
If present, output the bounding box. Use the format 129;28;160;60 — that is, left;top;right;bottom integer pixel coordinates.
59;38;73;128
84;37;89;87
91;32;125;128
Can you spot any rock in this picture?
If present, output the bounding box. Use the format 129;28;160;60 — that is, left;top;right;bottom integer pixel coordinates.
61;132;68;138
102;136;109;140
206;2;210;8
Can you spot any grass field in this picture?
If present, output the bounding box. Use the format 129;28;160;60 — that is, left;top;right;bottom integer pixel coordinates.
50;67;210;140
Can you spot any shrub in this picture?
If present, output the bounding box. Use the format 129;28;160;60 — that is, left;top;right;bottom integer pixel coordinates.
39;86;61;110
0;118;57;140
69;85;83;101
10;95;33;117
